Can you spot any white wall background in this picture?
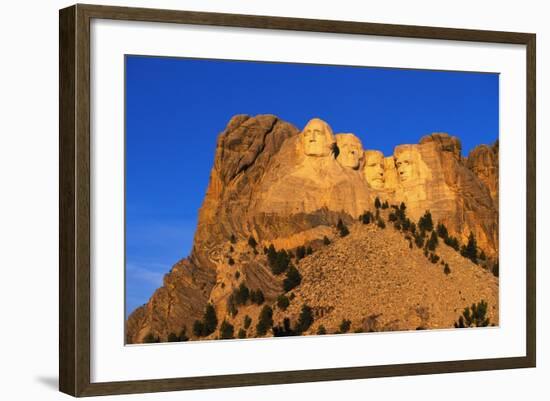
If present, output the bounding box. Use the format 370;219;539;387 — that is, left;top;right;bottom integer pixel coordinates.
0;0;546;399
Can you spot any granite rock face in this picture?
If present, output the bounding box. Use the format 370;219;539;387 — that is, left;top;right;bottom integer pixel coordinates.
466;140;499;207
126;115;499;343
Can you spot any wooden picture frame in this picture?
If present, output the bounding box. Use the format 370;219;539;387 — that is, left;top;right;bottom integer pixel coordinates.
59;3;536;397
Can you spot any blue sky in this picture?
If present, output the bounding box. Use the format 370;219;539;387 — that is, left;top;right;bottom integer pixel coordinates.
125;55;499;316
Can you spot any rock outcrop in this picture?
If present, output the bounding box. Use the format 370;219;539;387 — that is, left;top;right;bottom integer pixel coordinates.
126;115;499;343
466;140;499;207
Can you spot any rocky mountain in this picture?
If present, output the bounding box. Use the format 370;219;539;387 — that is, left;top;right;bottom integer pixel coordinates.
126;115;499;344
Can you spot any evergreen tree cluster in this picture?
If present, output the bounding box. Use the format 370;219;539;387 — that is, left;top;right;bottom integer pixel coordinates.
193;304;218;337
227;283;265;316
266;244;291;275
454;300;490;328
283;265;302;292
359;210;374;225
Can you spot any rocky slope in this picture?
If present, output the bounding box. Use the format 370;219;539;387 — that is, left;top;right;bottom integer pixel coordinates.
126;115;499;343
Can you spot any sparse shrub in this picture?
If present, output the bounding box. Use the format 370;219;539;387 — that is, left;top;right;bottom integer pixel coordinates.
256;305;273;336
237;328;246;339
306;246;313;255
454;300;490;328
377;218;386;229
228;257;235;266
316;325;327;335
339;319;351;333
323;236;331;245
388;212;397;222
283;265;302;292
429;253;440;264
337;218;350;237
277;294;290;311
295;304;314;334
289;292;295;300
219;320;234;339
444;263;451;275
243;315;252;329
248;236;257;249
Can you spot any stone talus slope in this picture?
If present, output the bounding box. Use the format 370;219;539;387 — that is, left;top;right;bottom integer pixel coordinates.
275;221;499;334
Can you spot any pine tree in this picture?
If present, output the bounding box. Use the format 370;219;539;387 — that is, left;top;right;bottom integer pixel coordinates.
316;325;327;335
277;294;290;311
323;236;331;245
295;304;314;334
427;230;439;251
256;305;273;336
200;304;218;336
237;328;247;339
243;315;252;329
230;234;237;244
167;332;179;342
296;246;306;260
374;197;381;209
247;236;257;249
436;223;449;239
461;232;478;264
219;320;234;339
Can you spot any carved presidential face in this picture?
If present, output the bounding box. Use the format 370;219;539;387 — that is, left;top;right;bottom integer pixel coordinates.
336;134;364;169
302;118;335;157
364;150;385;189
394;147;416;183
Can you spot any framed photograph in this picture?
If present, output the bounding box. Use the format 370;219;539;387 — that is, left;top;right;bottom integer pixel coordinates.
59;4;536;397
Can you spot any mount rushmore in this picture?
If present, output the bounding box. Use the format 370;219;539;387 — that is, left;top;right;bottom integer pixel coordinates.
126;115;499;343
